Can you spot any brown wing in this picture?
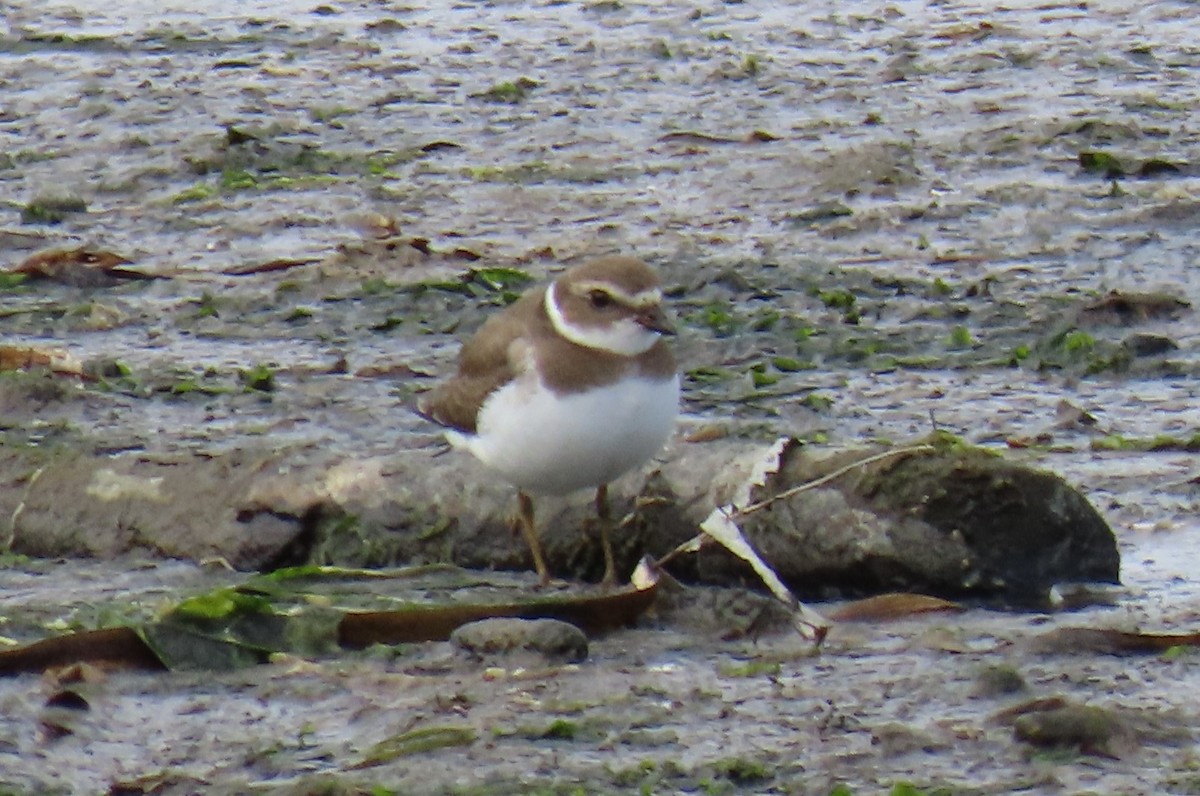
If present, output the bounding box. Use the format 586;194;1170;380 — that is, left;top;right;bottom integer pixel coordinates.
416;288;543;433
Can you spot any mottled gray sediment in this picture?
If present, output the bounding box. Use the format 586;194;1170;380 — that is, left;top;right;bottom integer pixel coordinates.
1;0;1199;793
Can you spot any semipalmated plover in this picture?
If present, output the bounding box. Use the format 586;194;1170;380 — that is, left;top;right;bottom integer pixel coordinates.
418;255;680;584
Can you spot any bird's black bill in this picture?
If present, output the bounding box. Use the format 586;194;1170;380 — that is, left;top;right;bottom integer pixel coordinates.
635;308;676;335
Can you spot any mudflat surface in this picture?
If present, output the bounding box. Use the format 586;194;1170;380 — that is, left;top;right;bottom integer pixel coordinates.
2;1;1200;793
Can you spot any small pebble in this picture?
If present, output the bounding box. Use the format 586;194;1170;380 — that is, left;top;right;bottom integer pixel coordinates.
450;618;588;664
1013;704;1129;758
974;664;1027;697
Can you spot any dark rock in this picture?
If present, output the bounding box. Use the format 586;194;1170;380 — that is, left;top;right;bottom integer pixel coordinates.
0;430;1119;609
973;664;1027;698
1122;332;1177;357
1012;704;1131;758
1076;290;1190;325
681;440;1120;608
449;617;588;664
869;722;946;756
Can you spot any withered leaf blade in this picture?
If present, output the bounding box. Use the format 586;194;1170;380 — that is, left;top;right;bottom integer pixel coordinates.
221;257;320;276
830;593;966;623
0;627;165;676
1028;626;1200;655
13;248;158;287
351;726;477;769
420;140;461;153
337;581;658;649
0;566;660;674
658;130;778;146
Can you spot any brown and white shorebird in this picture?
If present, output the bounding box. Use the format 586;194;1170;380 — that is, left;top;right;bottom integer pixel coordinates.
417;255;680;585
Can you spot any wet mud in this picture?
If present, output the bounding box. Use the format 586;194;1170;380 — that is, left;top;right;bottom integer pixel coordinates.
2;0;1200;793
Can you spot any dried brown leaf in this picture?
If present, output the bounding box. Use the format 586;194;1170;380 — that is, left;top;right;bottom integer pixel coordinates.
13;248;155;287
684;423;728;443
658;131;740;145
0;627;165;676
1027;626;1200;655
0;345;85;377
420;140;461;153
222;257;320;276
830;593;965;622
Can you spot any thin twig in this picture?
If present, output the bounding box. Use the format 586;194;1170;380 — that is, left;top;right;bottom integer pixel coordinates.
5;464;46;549
733;443;935;518
654;444;936;569
654;532;712;569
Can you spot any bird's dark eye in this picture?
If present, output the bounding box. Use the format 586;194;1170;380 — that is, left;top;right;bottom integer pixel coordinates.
588;290;613;309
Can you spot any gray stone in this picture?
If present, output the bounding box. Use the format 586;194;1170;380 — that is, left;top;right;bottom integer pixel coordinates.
449;618;588;664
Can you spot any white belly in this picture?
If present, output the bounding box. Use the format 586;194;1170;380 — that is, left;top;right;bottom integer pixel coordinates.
452;374;680;496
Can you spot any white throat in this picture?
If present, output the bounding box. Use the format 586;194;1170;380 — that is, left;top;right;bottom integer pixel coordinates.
544;285;661;356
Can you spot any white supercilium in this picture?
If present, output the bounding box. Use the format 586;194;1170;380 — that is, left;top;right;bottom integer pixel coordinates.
544;287;662;356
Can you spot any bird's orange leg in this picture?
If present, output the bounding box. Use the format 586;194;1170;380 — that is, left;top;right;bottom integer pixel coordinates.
595;483;618;587
517;490;551;585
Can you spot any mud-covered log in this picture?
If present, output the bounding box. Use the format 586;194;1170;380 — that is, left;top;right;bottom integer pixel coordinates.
0;433;1118;608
